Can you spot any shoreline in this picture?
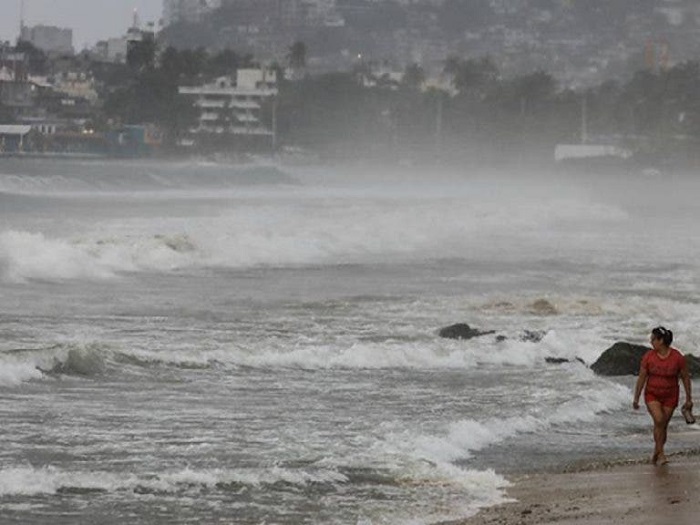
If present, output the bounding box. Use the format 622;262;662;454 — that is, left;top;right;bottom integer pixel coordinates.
450;434;700;525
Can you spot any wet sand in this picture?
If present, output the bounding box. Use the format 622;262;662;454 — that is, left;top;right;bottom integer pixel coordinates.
455;435;700;525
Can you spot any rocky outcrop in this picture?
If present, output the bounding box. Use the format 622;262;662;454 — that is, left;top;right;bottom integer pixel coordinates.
590;342;649;376
685;354;700;376
442;326;549;346
438;323;495;340
521;330;547;343
528;299;558;316
591;341;700;376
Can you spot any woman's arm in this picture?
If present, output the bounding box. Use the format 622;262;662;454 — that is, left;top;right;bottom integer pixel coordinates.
633;366;648;410
680;361;693;409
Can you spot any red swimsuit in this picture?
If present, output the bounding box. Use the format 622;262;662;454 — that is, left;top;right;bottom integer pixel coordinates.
642;348;686;408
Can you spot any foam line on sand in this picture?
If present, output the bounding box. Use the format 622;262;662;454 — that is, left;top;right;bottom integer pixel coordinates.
448;446;700;525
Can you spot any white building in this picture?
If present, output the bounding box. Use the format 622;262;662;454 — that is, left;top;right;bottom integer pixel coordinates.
20;25;74;55
51;72;99;104
554;144;632;162
178;68;278;139
163;0;221;26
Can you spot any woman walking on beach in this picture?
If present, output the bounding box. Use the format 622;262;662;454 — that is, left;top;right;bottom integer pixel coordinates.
633;326;693;465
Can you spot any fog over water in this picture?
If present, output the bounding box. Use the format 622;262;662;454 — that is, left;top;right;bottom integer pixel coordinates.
1;159;699;524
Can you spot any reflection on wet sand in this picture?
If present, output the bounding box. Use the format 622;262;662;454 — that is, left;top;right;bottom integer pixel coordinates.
459;451;700;525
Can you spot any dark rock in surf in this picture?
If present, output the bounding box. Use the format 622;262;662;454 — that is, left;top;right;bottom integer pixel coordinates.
544;357;567;364
522;330;547;343
591;342;700;376
438;323;495;340
545;357;570;364
528;299;558;316
545;356;586;365
591;341;700;377
590;342;649;376
494;330;547;344
685;354;700;376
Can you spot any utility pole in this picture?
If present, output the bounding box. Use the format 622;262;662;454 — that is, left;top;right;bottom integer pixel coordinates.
271;95;278;154
435;95;443;156
581;94;588;145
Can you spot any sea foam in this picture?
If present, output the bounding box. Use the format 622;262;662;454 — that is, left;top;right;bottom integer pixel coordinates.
0;182;628;283
0;230;196;282
0;362;44;387
0;231;119;282
0;343;109;387
0;463;508;524
392;375;630;466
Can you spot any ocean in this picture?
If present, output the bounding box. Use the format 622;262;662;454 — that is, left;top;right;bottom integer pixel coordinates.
1;158;698;524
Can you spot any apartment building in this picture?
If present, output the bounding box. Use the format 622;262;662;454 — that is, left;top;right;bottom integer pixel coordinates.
178;68;278;147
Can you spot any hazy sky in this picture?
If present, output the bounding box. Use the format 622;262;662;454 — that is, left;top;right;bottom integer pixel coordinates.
1;0;162;49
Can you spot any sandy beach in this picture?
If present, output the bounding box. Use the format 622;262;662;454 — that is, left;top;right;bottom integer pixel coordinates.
455;432;700;525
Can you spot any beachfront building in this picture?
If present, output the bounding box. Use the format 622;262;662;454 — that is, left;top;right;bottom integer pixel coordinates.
0;125;33;153
51;72;99;105
0;80;39;120
0;45;28;82
178;68;278;150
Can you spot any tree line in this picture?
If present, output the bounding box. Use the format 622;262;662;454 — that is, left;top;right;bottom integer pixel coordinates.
6;39;700;165
276;57;700;165
104;42;700;165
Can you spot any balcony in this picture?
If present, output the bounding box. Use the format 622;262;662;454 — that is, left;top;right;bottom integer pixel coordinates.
196;99;226;109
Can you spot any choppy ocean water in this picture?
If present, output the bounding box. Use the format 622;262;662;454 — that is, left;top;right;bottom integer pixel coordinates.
1;158;699;524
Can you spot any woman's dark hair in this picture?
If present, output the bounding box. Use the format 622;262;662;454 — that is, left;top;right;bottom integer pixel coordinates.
652;326;673;346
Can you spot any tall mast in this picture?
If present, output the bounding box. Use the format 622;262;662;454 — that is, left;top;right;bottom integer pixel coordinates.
19;0;25;37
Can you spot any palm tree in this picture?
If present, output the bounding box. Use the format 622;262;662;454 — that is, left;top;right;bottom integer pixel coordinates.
403;63;425;90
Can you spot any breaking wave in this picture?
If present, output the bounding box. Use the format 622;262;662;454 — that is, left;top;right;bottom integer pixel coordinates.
0;343;108;387
390;374;630;465
0;230;198;282
209;327;604;370
0;465;350;497
0;361;44;387
0;187;627;282
0;462;508;522
0;325;611;389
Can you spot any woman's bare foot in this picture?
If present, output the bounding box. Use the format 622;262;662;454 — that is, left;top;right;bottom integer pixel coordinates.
658;454;669;465
651;451;659;465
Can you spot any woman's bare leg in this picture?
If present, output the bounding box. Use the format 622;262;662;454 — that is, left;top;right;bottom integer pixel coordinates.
646;401;674;464
658;405;676;464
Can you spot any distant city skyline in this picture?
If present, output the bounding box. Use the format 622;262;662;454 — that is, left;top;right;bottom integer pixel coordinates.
0;0;162;49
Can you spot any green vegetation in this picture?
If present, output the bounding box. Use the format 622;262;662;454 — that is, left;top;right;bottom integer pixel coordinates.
98;43;254;143
274;57;700;165
97;43;700;163
7;36;700;165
